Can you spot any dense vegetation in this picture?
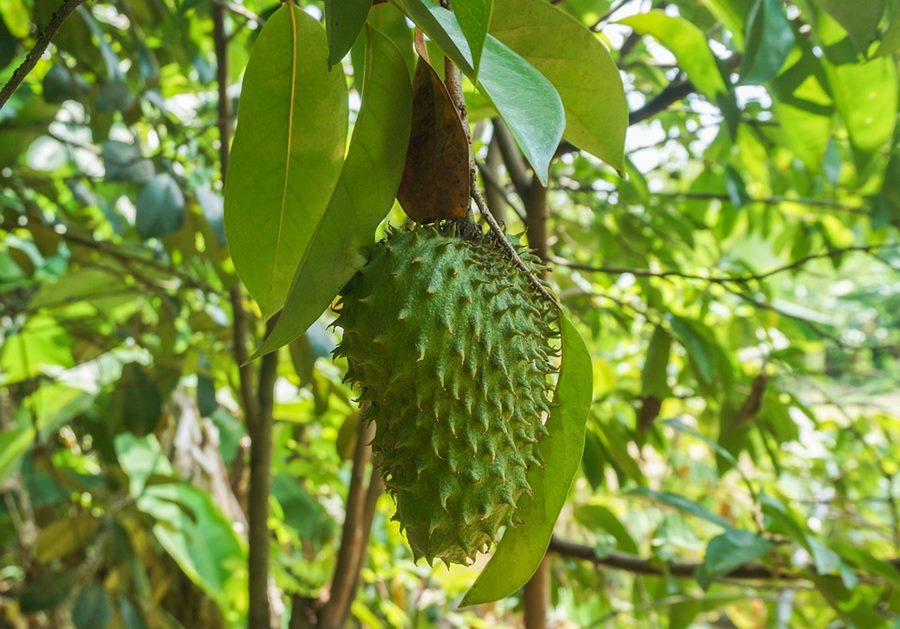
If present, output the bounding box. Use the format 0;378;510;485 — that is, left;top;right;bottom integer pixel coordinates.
0;0;898;627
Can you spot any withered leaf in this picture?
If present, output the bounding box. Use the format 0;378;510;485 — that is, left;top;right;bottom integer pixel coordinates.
397;56;470;223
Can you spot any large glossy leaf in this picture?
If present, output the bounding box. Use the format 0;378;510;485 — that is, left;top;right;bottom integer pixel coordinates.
461;313;592;606
254;27;412;357
621;11;728;101
224;4;349;316
827;54;897;173
739;0;794;85
392;0;564;185
325;0;371;66
453;0;492;76
491;0;627;172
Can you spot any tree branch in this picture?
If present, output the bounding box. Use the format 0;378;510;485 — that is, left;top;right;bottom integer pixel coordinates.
549;536;900;581
0;0;87;110
492;119;531;197
248;319;279;629
553;243;898;285
318;420;377;629
212;6;276;627
628;79;695;126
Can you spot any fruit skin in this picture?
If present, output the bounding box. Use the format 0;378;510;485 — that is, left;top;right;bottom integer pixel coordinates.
334;224;558;565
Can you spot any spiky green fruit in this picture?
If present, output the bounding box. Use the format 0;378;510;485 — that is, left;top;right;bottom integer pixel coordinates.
334;225;558;565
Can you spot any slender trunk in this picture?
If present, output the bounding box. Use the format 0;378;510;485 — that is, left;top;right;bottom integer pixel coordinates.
318;421;377;629
523;174;549;629
212;8;277;626
248;324;279;629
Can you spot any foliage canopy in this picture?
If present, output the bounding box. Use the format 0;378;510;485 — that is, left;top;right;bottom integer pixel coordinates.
0;0;898;627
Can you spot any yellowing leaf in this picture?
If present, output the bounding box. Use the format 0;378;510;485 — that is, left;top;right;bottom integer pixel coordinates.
36;515;100;563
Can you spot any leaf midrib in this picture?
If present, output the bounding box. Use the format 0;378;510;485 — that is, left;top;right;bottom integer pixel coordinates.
267;2;299;312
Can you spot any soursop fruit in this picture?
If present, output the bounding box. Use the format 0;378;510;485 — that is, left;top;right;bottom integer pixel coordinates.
333;224;559;565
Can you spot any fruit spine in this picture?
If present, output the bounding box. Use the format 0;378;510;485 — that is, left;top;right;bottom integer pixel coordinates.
334;224;559;565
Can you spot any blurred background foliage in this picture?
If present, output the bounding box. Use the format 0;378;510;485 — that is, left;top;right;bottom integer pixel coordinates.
0;0;898;627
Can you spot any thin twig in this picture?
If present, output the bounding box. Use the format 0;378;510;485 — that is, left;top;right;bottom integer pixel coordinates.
472;187;561;308
213;0;263;26
553;243;898;285
437;26;561;309
319;420;376;629
0;0;87;110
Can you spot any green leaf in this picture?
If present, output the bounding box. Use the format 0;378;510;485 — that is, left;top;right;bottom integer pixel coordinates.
813;0;885;52
225;3;349;316
697;529;771;588
392;0;564;185
0;314;73;385
664;419;739;468
640;325;671;397
115;434;247;622
454;0;492;77
807;537;842;575
620;11;728;100
702;0;750;50
573;503;639;554
490;0;626;171
110;363;163;436
102;140;153;184
667;315;716;387
769;44;834;171
136;173;185;240
0;425;34;481
876;1;900;56
461;313;592;606
632;488;732;529
827;54;897;174
739;0;794;85
18;569;76;613
271;474;330;541
73;584;113;629
253;26;412;357
325;0;371;67
593;418;646;484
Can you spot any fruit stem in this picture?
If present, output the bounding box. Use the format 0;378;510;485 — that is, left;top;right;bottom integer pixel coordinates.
438;9;561;310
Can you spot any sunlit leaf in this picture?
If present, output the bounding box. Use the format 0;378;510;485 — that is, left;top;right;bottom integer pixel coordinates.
827;53;898;174
620;11;728;100
813;0;885;52
491;0;627;171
